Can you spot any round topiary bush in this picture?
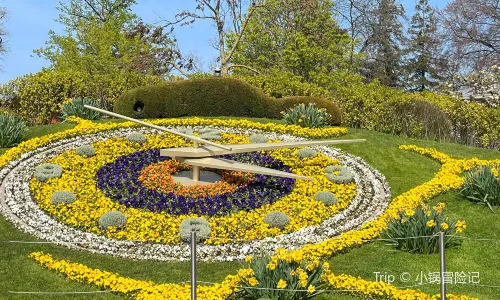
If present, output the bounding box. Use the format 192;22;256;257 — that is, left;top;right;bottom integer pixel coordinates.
179;217;211;243
34;164;63;182
126;132;147;144
297;147;317;158
50;191;77;205
264;211;290;230
249;134;268;143
76;144;96;157
325;165;354;184
313;191;338;206
98;211;127;230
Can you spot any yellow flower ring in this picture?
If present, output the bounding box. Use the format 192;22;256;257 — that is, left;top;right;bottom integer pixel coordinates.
0;118;391;261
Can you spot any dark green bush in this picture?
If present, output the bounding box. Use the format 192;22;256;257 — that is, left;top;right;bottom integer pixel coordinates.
0;113;27;147
114;78;278;119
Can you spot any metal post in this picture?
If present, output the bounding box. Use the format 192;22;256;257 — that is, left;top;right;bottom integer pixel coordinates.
439;231;446;300
191;231;197;300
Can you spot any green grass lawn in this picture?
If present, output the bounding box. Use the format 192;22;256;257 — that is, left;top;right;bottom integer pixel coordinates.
0;119;498;299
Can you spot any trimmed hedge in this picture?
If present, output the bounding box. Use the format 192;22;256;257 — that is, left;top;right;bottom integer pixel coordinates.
114;78;342;125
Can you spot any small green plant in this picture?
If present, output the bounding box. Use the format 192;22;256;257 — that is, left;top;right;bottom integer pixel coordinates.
34;164;63;182
235;251;329;300
199;133;222;140
126;132;147;144
0;113;27;147
98;211;127;230
264;211;290;230
62;98;102;120
383;203;466;254
460;165;500;212
249;134;268;143
198;127;220;134
313;191;338;206
281;103;331;128
50;191;77;205
297;147;317;158
76;145;96;157
179;217;211;243
325;165;354;184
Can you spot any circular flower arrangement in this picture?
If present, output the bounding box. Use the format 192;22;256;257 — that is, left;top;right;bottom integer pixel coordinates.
0;120;391;261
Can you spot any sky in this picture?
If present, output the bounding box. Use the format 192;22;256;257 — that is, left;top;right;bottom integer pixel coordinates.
0;0;450;84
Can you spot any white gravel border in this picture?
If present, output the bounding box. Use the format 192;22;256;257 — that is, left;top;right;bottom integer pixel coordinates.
0;126;391;262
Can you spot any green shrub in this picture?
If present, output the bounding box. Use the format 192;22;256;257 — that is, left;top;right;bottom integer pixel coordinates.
179;217;211;243
297;147;317;158
249;134;268;143
325;165;354;184
460;165;500;211
98;211;127;230
0;113;27;147
383;203;465;254
199;133;222;140
50;191;77;205
264;211;290;230
76;145;96;157
0;70;163;124
278;96;341;126
114;78;279;119
313;191;338;206
126;132;147;144
235;254;328;299
281;103;332;128
62;98;102;120
34;164;63;182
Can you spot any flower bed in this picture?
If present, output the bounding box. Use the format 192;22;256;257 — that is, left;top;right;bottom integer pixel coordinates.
0;118;390;261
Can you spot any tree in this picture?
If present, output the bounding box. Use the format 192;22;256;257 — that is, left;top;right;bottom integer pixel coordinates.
0;7;7;64
227;0;357;85
440;0;500;72
362;0;406;87
163;0;264;75
36;0;184;77
404;0;446;91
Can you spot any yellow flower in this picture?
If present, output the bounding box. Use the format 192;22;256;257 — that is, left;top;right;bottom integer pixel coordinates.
427;220;436;227
401;218;407;224
405;209;415;217
277;279;287;289
307;285;316;294
245;256;252;263
267;262;276;270
248;277;258;286
441;222;449;230
306;263;315;271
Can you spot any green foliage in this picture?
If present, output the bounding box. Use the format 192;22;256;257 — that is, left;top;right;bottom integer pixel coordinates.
227;0;358;82
297;148;317;159
460;166;500;211
0;113;27;147
264;211;290;230
126;132;147;144
199;133;222;140
313;191;338;206
384;203;464;254
234;255;328;300
0;70;163;124
34;164;63;182
114;78;279;119
277;96;341;126
62;98;102;120
50;191;77;205
325;165;354;184
98;211;127;230
281;103;331;128
198;127;220;134
76;145;96;157
249;134;268;144
179;217;211;243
